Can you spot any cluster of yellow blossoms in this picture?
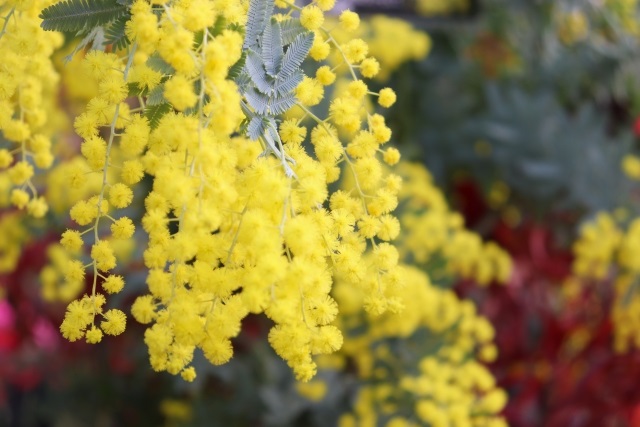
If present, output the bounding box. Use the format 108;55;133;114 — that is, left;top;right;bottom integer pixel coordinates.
571;211;640;352
0;0;62;222
297;161;509;427
26;0;432;384
555;0;640;46
397;164;512;286
1;9;512;427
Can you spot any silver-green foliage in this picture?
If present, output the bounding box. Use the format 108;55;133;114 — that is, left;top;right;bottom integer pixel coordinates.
237;0;314;177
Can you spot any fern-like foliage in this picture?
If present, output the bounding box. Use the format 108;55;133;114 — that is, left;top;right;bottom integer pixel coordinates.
236;0;314;177
145;103;172;130
104;13;131;51
40;0;128;32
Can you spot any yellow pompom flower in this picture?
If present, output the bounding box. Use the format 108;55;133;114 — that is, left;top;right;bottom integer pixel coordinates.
103;275;125;294
622;154;640;180
91;240;117;271
339;10;360;32
111;217;135;239
295;77;324;106
0;149;12;168
360;57;380;78
101;309;127;335
300;5;324;30
60;230;84;253
316;0;335;11
378;88;397;108
309;34;330;60
8;161;34;185
98;75;128;104
383;147;401;165
132;295;156;324
342;39;368;63
164;75;197;111
27;197;49;218
280;119;307;145
10;189;29;209
85;326;104;344
121;160;145;184
109;183;133;208
315;65;336;85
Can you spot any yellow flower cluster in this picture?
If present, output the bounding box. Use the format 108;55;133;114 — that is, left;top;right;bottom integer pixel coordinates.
33;0;431;385
282;161;508;424
329;240;506;426
54;43;140;343
322;14;431;81
605;0;640;34
0;212;28;273
416;0;469;17
0;0;63;218
397;163;512;286
572;212;621;280
556;10;589;45
571;212;640;352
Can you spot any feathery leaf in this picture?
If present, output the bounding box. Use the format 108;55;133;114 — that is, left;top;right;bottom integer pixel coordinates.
40;0;128;32
243;0;274;50
104;13;130;51
280;19;306;46
247;116;267;140
268;92;296;115
145;103;172;130
279;31;314;79
245;87;271;115
262;18;283;77
273;70;303;97
227;51;247;80
146;85;166;106
246;50;273;95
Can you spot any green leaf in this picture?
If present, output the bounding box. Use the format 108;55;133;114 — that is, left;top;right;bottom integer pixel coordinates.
209;15;227;36
146;85;165;106
262;18;283;77
227;51;247;80
104;13;130;51
127;82;147;97
279;31;313;79
40;0;128;32
145;103;172;130
146;54;174;75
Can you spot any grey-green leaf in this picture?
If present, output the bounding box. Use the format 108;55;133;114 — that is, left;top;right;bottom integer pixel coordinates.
273;70;303;97
262;18;283;77
246;50;273;95
268;92;296;115
40;0;128;32
245;87;271;115
243;0;274;50
247;116;267;140
280;19;306;46
279;31;314;79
